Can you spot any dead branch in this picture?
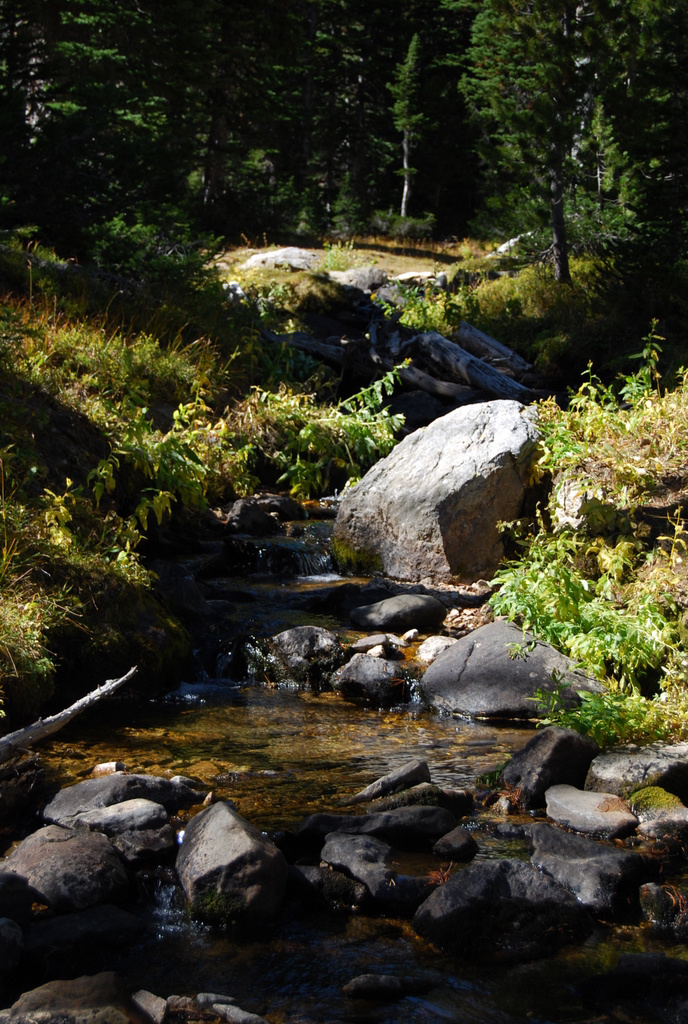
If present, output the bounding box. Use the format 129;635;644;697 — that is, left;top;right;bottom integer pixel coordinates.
0;666;138;764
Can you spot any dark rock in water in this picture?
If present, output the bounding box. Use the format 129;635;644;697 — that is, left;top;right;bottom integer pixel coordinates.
0;918;22;977
0;869;39;925
419;620;602;719
333;400;540;582
348;759;431;805
432;825;478;861
176;801;288;924
111;823;177;867
224;498;280;536
42;772;203;828
253;493;305;521
530;822;658;917
342;973;430;1000
320;832;431;909
585;742;688;801
640;881;688;937
502;726;600;809
582;952;688;1023
333;653;412;706
350;594;446;632
412;858;592;961
267;625;346;687
297;805;457;850
23;903;146;962
6;825;132;912
544;784;638;840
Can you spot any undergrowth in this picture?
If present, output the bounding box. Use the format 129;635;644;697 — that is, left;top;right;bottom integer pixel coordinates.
490;328;688;745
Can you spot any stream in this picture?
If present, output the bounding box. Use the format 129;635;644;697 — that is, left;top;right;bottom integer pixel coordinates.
17;514;688;1024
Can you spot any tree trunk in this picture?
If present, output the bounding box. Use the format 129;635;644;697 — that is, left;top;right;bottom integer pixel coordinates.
401;127;412;217
550;156;572;284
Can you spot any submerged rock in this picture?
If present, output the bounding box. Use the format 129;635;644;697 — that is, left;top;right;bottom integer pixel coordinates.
419;620;602;719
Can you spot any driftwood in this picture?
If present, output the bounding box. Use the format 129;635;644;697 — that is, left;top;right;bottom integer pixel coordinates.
0;666;138;765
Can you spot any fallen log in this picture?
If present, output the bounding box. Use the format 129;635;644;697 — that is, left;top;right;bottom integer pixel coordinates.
455;321;534;378
261;329;345;368
0;666;138;764
402;332;536;403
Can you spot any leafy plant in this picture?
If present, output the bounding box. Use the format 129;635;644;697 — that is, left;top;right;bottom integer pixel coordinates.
532;684;672;748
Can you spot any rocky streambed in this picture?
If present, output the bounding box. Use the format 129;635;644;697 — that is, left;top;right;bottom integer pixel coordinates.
3;398;688;1024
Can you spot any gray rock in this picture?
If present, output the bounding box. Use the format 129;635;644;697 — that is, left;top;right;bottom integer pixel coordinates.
348;759;431;805
176;801;287;923
502;726;600;809
416;635;458;664
6;825;131;912
585;742;688;801
240;247;320;271
2;971;138;1024
328;267;388;292
530;822;657;916
419;620;603;719
213;1005;270;1024
132;990;167;1024
333;400;540;582
320;832;430;908
267;625;345;686
412;858;592;960
636;808;688;840
42;772;202;827
297;804;457;848
111;823;177;866
333;653;411;706
544;784;638;840
70;798;169;835
224;498;280;536
432;825;478;861
350;594;447;632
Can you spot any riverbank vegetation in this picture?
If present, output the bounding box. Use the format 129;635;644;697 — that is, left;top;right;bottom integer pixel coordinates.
2;1;688;743
1;238;688;749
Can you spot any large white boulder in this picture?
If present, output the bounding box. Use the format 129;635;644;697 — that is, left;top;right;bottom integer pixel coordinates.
332;400;540;582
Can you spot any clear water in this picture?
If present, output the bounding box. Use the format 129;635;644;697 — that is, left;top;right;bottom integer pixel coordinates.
35;685;684;1024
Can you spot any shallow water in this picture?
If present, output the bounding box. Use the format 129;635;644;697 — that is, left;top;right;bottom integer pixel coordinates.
34;684;685;1024
22;530;688;1023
